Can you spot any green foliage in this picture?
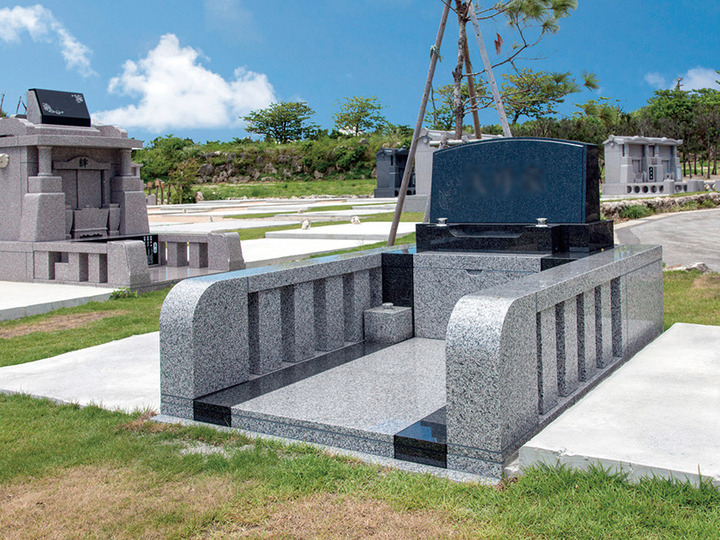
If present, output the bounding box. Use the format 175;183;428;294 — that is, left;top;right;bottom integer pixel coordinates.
109;287;138;300
619;205;653;220
242;101;319;143
192;178;376;201
501;0;578;31
133;135;196;184
332;95;387;136
427;79;488;130
427;68;597;129
168;157;201;204
502;68;598;123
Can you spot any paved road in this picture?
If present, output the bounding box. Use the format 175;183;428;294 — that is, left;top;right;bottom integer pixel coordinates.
614;208;720;271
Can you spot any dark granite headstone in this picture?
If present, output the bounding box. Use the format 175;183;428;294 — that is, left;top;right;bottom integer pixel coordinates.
30;89;91;127
429;138;599;224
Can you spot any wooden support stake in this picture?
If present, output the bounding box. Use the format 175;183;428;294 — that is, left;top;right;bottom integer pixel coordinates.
387;0;451;246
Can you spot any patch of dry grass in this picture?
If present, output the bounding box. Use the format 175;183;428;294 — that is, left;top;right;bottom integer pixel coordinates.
203;493;469;539
0;311;129;339
0;466;234;539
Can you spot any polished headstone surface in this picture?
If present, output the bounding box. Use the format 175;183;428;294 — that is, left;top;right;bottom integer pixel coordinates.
430;138;600;224
30;89;91;127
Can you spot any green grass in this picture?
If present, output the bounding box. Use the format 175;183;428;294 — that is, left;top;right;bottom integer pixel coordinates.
0;288;170;367
193;178;376;200
1;393;718;538
663;270;720;330
619;205;654;220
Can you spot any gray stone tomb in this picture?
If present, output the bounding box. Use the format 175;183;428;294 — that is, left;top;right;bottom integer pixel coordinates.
159;136;663;478
0;89;244;288
603;135;705;196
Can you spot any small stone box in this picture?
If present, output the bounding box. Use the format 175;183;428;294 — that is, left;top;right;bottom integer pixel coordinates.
363;303;413;344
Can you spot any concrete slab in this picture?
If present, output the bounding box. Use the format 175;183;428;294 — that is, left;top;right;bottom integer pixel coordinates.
520;323;720;486
0;332;160;412
240;238;382;267
265;222;418;241
0;281;114;322
615;208;720;271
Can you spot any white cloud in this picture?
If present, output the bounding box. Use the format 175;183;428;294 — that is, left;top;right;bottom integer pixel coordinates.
644;72;667;90
644;67;720;91
681;67;720;91
0;4;94;77
93;34;276;132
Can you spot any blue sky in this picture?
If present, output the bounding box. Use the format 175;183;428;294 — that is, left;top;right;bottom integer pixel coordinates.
2;1;719;144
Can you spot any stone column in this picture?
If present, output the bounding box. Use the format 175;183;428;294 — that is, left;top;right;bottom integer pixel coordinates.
37;146;53;176
111;148;149;235
19;146;66;242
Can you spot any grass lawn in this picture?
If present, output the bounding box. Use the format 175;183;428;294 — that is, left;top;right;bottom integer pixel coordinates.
1;393;719;538
663;270;720;330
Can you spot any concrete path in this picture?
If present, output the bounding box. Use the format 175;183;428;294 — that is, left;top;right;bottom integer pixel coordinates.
0;281;114;322
0;332;160;412
615;208;720;271
520;323;720;486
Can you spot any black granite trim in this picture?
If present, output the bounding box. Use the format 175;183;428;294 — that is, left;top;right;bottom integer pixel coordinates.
194;341;393;426
382;252;414;308
416;221;613;254
393;407;447;468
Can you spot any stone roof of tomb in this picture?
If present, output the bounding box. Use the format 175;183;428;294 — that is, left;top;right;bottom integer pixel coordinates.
0;117;142;149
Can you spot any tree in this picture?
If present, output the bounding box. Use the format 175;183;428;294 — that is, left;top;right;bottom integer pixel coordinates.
168;158;201;204
501;68;599;123
435;0;587;136
427;79;488;130
638;89;694;174
133;135;196;183
243;101;318;143
332;96;387;136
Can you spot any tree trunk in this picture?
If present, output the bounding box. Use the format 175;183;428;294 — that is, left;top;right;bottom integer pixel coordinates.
462;35;481;139
452;0;468;140
707;148;711;179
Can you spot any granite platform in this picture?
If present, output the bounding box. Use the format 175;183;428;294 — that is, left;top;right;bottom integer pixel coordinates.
207;338;448;465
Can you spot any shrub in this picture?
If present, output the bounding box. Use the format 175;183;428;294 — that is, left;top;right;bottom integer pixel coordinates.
619;205;653;220
110;287;138;300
